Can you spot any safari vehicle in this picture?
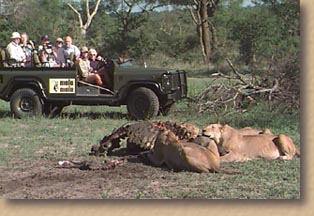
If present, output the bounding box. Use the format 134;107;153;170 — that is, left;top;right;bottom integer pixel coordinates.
0;48;187;120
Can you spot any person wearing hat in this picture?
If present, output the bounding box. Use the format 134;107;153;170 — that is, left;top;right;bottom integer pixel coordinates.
88;48;111;86
37;35;50;52
77;46;103;86
88;48;98;70
53;37;66;67
38;35;59;67
6;32;26;66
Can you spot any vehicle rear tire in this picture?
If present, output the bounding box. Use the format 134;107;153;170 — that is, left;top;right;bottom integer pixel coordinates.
127;87;159;120
10;88;43;118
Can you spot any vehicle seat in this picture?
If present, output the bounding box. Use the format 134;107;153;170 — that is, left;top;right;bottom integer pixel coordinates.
0;49;9;67
32;51;42;67
0;49;4;68
67;53;76;67
0;48;21;67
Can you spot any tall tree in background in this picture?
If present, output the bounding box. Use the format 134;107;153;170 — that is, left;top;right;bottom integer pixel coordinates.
190;0;220;64
67;0;102;38
105;0;165;55
165;0;220;64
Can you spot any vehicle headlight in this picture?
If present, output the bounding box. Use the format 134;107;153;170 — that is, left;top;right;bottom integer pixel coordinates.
162;73;172;91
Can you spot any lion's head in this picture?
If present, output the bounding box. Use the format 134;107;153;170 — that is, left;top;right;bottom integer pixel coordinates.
156;128;179;145
202;123;223;144
180;123;200;139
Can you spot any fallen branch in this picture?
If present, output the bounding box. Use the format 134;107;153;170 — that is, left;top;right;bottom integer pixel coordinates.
187;59;287;116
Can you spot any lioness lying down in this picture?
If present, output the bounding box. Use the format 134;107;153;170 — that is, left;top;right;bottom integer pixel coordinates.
202;124;300;162
146;129;220;173
203;123;272;136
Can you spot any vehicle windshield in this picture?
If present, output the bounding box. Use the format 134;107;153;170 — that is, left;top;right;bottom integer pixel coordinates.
117;59;133;67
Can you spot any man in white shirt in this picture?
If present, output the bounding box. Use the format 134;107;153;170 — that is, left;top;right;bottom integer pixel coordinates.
63;36;80;60
6;32;26;66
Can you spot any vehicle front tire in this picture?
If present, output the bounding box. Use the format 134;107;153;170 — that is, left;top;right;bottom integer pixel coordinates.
127;87;159;120
10;88;43;118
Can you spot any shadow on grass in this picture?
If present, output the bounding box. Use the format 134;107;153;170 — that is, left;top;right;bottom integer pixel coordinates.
0;110;129;120
0;110;12;118
60;111;129;120
106;147;164;169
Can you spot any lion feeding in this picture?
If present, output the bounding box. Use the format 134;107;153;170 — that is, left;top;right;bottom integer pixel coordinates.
202;124;300;163
146;129;220;173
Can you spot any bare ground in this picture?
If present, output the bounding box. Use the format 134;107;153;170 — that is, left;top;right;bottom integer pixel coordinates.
0;153;301;199
0;154;170;199
0;132;301;200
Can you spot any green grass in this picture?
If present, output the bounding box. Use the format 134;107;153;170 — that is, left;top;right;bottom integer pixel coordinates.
0;77;301;199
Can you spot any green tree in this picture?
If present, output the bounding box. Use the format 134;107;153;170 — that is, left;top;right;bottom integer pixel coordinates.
159;0;221;64
104;0;165;57
2;0;71;44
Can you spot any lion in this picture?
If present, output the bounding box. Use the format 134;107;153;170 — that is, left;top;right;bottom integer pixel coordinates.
202;124;300;162
202;123;272;136
152;121;200;140
146;129;220;173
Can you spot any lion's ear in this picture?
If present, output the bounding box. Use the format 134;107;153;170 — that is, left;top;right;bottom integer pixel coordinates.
221;124;228;131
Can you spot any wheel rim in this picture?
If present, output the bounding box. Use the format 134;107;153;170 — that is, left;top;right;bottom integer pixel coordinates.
19;97;34;113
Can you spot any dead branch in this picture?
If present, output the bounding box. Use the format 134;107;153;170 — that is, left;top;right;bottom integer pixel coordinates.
67;0;102;36
226;58;255;88
186;58;294;118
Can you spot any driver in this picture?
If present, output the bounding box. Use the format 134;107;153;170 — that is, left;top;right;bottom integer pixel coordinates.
77;46;103;86
88;48;111;88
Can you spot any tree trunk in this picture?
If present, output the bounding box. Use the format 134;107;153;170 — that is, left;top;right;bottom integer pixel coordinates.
199;0;211;64
190;0;218;65
67;0;102;39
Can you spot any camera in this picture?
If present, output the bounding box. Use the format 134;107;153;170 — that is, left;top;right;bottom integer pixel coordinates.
45;43;53;54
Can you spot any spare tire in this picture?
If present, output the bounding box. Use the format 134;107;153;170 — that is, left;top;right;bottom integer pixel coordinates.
127;87;159;120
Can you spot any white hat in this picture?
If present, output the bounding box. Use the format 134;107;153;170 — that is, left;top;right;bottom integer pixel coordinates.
81;46;89;53
88;48;97;55
11;32;21;39
56;37;64;43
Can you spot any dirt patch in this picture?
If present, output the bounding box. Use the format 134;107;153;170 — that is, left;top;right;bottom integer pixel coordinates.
0;152;300;199
0;155;164;199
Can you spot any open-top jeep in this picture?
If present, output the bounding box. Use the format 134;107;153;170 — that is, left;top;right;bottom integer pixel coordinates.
0;49;187;120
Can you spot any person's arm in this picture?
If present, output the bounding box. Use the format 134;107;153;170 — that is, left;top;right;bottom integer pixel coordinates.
29;40;35;49
6;44;14;59
75;46;81;59
39;50;47;62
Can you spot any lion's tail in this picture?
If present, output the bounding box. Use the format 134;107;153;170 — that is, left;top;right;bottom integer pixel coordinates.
295;149;300;158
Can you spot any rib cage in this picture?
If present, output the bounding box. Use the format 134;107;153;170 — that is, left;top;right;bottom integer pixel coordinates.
91;121;200;156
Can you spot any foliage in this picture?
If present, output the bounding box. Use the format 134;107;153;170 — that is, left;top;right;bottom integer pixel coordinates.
0;0;300;107
0;0;299;62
